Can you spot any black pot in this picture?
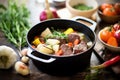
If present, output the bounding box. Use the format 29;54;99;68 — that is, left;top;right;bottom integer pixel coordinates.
27;19;96;76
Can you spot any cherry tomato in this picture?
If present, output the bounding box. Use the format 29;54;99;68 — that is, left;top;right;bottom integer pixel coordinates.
114;3;120;15
113;22;120;31
103;7;117;16
100;27;113;42
100;3;113;11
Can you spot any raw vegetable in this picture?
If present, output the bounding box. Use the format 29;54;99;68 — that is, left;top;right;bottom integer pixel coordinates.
100;27;113;42
114;30;120;43
21;56;29;64
0;45;17;69
107;36;118;47
39;0;59;21
100;3;120;16
14;61;30;76
113;22;120;31
0;0;30;52
103;7;117;16
114;3;120;14
21;48;28;56
91;56;120;69
100;3;113;11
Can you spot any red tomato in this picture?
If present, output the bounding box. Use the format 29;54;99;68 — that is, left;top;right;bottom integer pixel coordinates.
100;3;113;11
114;3;120;14
103;7;117;16
100;27;113;42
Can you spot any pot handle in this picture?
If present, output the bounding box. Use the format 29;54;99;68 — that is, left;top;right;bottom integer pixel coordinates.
71;16;97;31
27;47;56;63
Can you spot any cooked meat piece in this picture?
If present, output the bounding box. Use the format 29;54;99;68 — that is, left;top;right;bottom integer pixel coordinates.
57;39;66;45
68;33;80;43
39;37;45;43
73;41;87;54
60;44;73;55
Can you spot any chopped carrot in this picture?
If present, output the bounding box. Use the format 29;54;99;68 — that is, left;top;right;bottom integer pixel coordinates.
68;42;73;47
31;45;36;48
74;39;80;45
56;49;63;56
107;36;118;47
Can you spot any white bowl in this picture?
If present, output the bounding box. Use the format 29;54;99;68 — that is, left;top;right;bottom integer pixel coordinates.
98;30;120;52
66;0;98;18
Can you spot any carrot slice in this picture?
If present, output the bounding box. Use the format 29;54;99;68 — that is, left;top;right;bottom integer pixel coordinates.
68;42;73;47
74;39;80;45
56;49;63;56
107;36;118;47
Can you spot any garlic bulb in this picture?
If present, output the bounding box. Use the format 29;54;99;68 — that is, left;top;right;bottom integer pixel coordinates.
0;45;17;69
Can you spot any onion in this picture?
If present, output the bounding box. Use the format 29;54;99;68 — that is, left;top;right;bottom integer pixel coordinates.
114;30;120;43
113;23;120;31
14;61;30;76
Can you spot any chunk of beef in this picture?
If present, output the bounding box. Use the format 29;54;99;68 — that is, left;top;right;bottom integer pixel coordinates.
68;33;80;43
57;39;66;45
60;44;73;55
73;41;87;54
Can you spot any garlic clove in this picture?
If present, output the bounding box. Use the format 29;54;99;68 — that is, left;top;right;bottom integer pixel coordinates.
21;56;29;64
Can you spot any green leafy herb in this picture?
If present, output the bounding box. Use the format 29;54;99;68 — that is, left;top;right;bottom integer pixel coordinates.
0;0;30;51
45;28;67;39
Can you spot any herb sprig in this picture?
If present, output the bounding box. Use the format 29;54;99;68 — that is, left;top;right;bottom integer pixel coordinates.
0;0;30;51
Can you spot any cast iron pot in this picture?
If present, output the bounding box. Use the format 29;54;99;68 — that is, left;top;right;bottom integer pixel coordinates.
27;18;96;76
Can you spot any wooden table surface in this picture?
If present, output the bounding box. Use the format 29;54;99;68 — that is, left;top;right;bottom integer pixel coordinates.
0;0;120;80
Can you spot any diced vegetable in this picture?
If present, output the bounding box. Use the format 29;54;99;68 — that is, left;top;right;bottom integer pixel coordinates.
46;39;60;45
32;38;41;46
36;44;54;54
74;39;80;45
41;28;52;38
64;28;74;34
87;41;93;48
56;49;63;56
68;42;73;47
52;44;59;53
